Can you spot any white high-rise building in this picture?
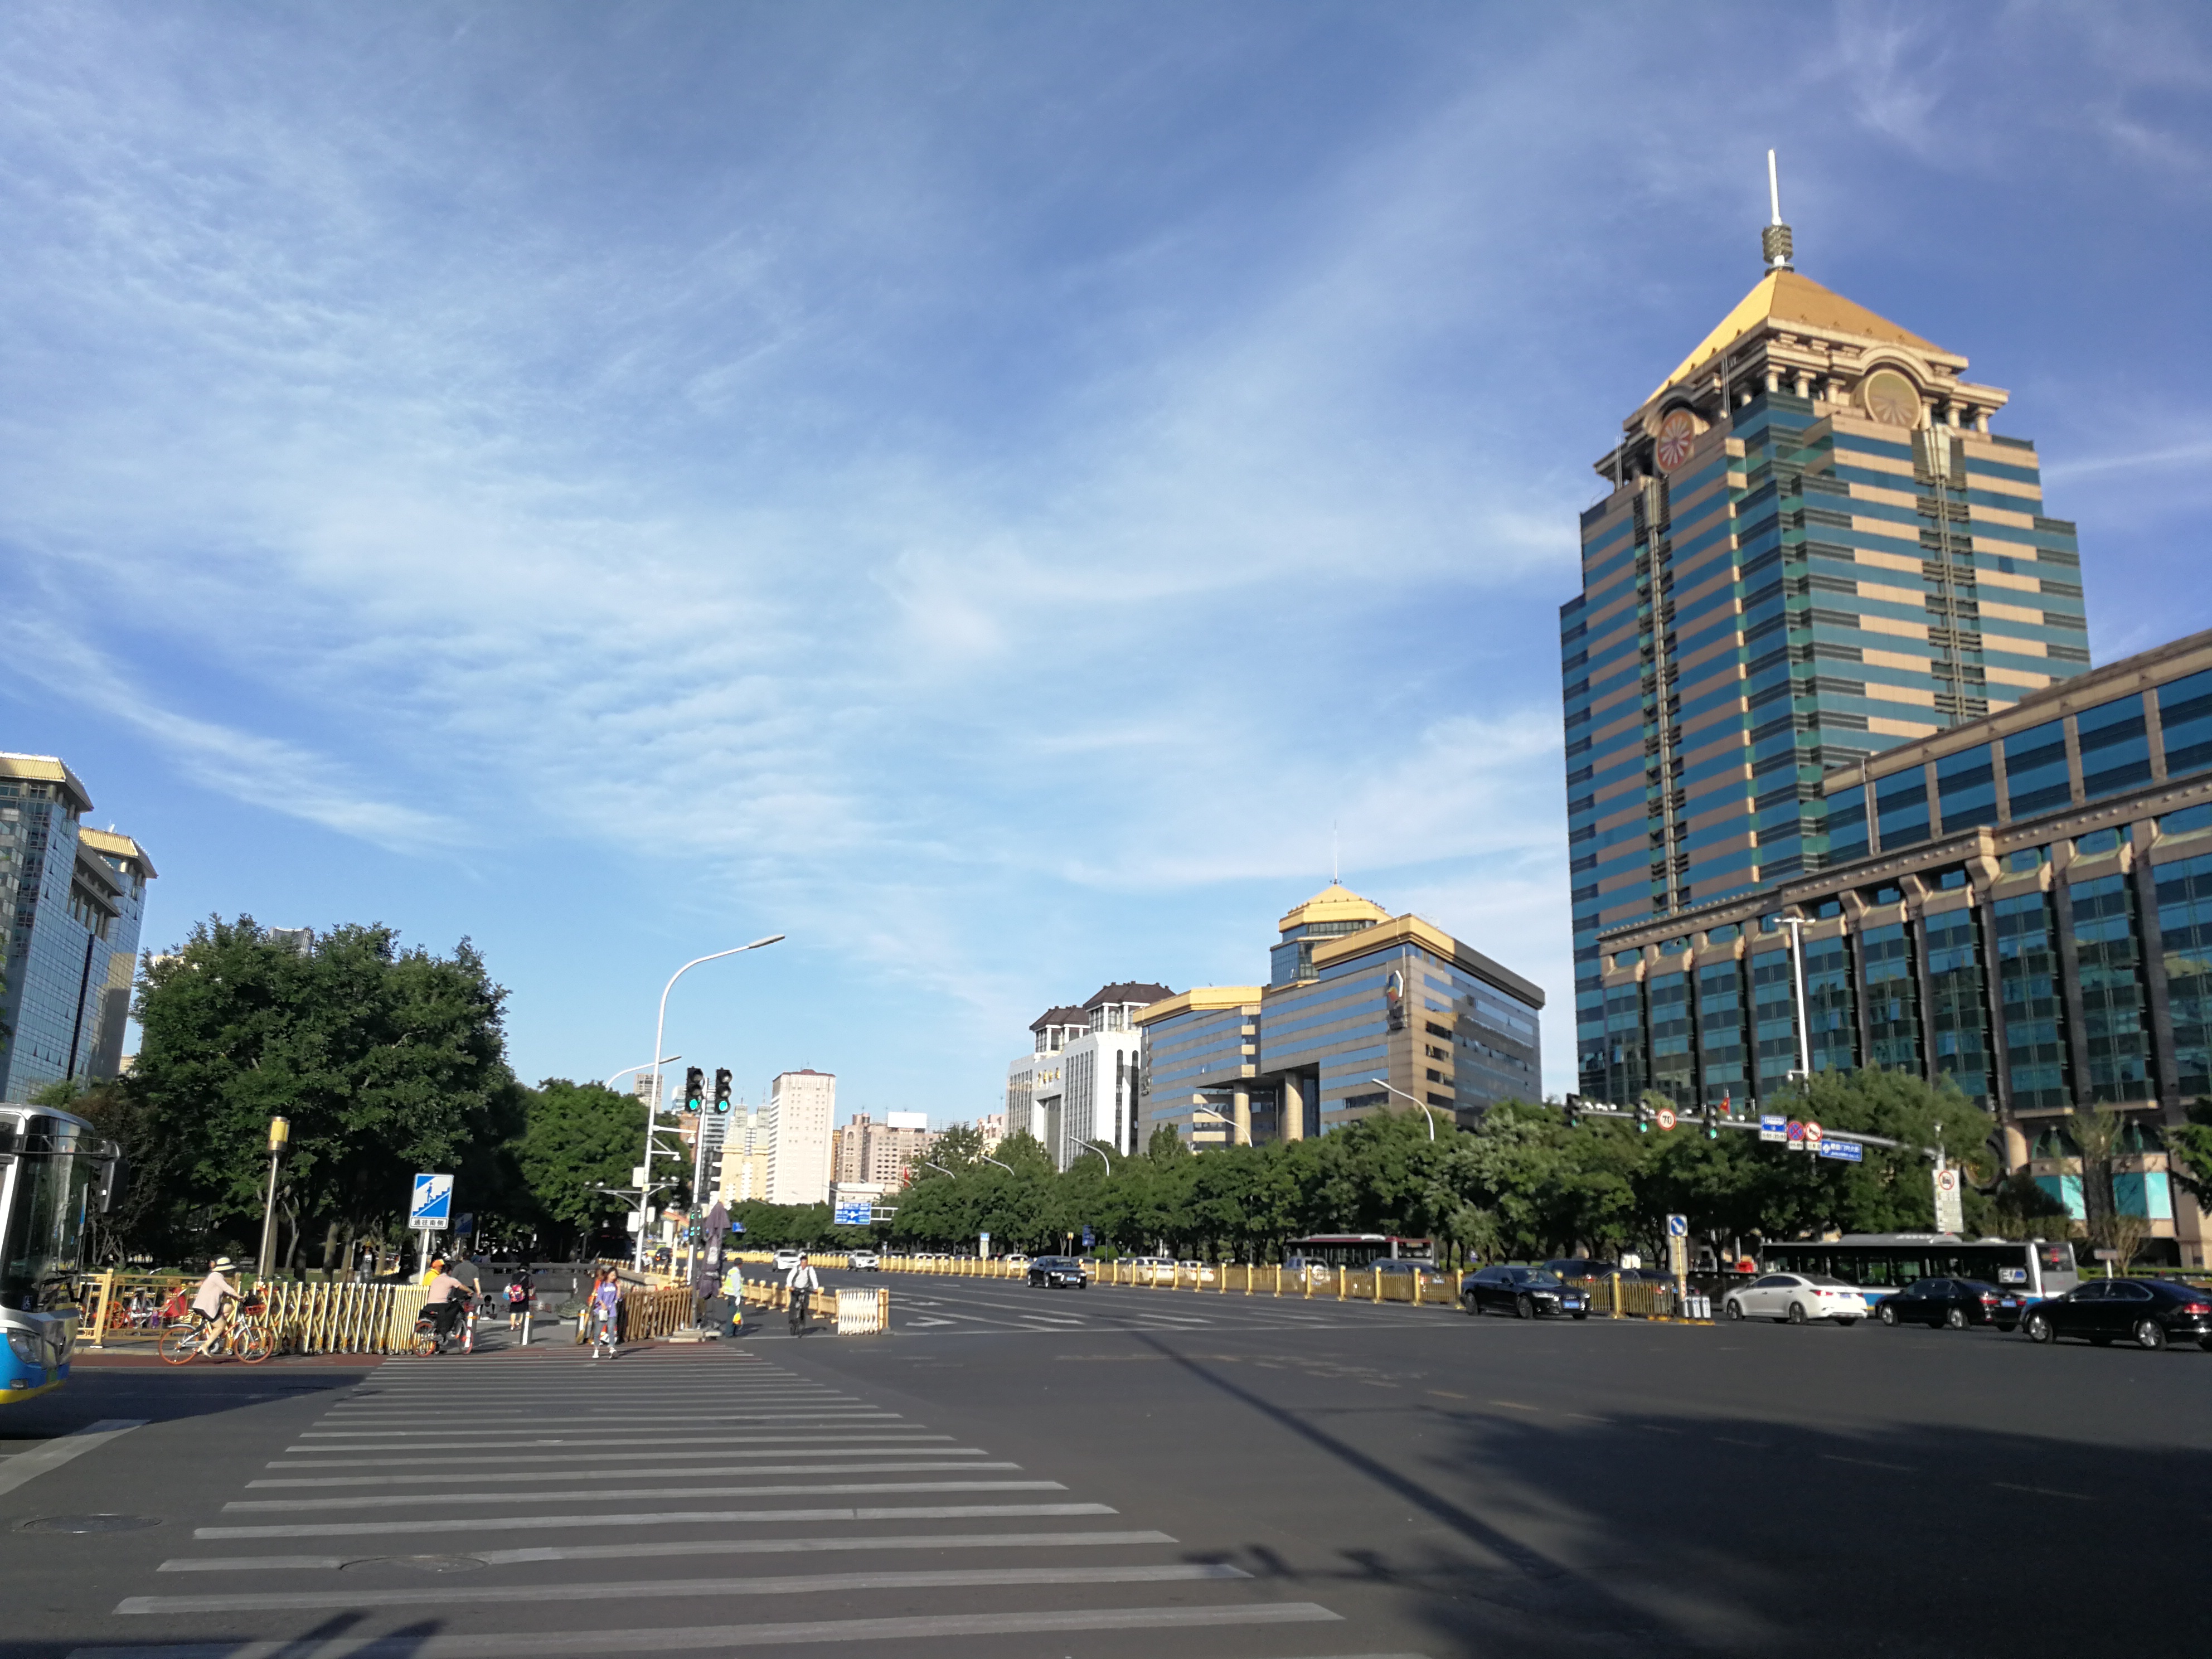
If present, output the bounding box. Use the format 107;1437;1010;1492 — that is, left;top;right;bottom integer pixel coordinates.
765;1069;836;1205
1005;983;1170;1170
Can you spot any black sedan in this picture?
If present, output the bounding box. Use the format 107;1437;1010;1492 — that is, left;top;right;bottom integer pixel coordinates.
2021;1278;2212;1350
1874;1277;2022;1331
1026;1255;1089;1289
1461;1265;1589;1320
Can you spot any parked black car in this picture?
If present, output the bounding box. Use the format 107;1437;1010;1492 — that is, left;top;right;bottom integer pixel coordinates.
1874;1277;2022;1331
2021;1278;2212;1350
1027;1255;1089;1289
1461;1265;1589;1320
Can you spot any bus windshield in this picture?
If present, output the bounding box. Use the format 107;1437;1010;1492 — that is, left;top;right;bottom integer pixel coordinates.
0;1117;104;1311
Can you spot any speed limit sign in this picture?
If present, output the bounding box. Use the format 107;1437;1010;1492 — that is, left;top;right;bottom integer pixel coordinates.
1656;1108;1677;1132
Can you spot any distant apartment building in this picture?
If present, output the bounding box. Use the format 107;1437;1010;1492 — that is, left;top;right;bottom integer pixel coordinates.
764;1069;836;1206
974;1112;1006;1154
0;756;157;1100
835;1111;937;1187
1139;885;1543;1144
1006;982;1171;1170
718;1095;769;1206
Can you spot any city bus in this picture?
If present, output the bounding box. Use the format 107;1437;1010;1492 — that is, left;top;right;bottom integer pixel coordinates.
1760;1234;2078;1302
1;1103;120;1405
1284;1234;1435;1273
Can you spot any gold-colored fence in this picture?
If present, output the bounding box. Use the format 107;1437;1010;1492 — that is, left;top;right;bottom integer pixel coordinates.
79;1272;430;1354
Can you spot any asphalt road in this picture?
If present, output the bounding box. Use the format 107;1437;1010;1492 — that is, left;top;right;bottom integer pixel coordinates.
3;1269;2208;1659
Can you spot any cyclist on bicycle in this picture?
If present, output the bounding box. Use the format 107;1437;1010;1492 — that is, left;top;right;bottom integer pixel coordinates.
421;1258;471;1351
783;1252;821;1335
191;1257;242;1349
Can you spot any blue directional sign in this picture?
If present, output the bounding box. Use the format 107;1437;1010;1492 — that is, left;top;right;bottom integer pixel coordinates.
1817;1139;1865;1163
1666;1214;1688;1238
833;1199;873;1227
410;1172;453;1227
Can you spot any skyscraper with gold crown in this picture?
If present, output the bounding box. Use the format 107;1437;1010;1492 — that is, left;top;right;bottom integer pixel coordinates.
1561;188;2090;1099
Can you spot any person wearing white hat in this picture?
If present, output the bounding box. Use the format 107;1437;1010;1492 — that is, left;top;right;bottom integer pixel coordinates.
191;1257;241;1351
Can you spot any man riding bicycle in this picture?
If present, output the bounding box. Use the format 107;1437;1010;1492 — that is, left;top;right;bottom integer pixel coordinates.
783;1251;821;1335
421;1258;472;1351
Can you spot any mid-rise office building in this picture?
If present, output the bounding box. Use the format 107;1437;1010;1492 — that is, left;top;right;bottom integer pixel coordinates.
764;1068;835;1206
1005;982;1170;1169
1593;630;2212;1264
1138;885;1543;1143
834;1111;938;1186
0;756;157;1100
1565;221;2090;1100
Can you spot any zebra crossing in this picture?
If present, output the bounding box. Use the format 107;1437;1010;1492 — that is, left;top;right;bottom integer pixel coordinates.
68;1346;1422;1659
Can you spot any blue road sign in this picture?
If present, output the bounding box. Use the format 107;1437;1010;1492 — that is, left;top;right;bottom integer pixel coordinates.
410;1172;453;1226
1759;1114;1787;1143
833;1200;873;1227
1080;1225;1094;1248
1817;1139;1865;1163
1666;1213;1688;1238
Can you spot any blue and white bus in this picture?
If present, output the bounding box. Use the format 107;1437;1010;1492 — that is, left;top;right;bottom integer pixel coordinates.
1760;1233;2078;1302
2;1103;120;1404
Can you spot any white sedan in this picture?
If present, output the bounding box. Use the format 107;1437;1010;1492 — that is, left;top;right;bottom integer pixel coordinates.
1723;1273;1867;1326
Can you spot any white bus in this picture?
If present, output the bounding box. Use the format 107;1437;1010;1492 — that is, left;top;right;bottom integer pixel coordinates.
1760;1233;2078;1301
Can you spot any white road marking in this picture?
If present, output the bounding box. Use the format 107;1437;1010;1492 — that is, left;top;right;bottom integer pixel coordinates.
0;1418;147;1498
66;1600;1339;1657
198;1499;1119;1539
249;1458;1010;1488
158;1527;1178;1573
119;1561;1249;1614
262;1440;966;1471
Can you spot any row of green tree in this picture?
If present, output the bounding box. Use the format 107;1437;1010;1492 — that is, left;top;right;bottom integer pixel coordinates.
823;1071;2200;1268
46;917;678;1268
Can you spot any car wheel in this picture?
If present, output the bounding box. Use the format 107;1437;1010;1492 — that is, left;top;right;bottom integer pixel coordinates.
1787;1302;1808;1326
1514;1293;1533;1321
1879;1304;1898;1327
2134;1318;2167;1352
2024;1311;2053;1343
1724;1297;1744;1321
1946;1307;1968;1331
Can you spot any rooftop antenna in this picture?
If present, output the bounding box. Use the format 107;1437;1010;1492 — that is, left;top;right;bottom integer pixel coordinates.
1332;821;1340;886
1762;148;1793;273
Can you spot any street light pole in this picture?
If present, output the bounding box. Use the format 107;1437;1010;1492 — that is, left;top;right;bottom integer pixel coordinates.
1783;917;1813;1082
635;935;785;1269
1368;1077;1440;1141
255;1117;290;1280
606;1056;681;1093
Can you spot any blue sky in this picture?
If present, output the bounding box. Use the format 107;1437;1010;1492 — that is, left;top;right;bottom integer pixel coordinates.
4;3;2209;1126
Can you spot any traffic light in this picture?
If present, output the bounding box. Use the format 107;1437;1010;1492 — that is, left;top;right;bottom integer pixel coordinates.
684;1066;704;1114
1636;1103;1653;1134
714;1068;732;1114
1563;1094;1582;1128
1702;1101;1719;1139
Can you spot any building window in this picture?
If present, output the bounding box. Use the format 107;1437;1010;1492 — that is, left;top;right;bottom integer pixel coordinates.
1860;923;1920;1074
2157;851;2212;1100
1996;891;2069;1110
2077;693;2153;803
1827;785;1870;864
1803;935;1857;1074
1752;949;1800;1097
2157;668;2212;779
1875;768;1930;852
1603;984;1646;1104
1648;973;1693;1109
1696;961;1747;1105
1924;910;1991;1107
1935;744;1999;833
2070;872;2155;1104
2005;720;2072;819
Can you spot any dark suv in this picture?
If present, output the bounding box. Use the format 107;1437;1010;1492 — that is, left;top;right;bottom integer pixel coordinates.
1027;1255;1089;1290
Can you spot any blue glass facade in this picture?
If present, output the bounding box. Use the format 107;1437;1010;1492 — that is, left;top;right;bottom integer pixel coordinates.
0;762;156;1101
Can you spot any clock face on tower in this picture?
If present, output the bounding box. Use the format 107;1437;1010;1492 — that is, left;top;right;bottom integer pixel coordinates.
1655;408;1698;471
1862;369;1920;428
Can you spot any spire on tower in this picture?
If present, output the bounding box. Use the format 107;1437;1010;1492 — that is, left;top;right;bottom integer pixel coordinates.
1761;148;1793;273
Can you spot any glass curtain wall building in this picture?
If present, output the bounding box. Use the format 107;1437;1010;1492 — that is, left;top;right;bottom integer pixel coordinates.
1138;884;1542;1144
0;756;157;1102
1565;226;2089;1103
1593;630;2212;1265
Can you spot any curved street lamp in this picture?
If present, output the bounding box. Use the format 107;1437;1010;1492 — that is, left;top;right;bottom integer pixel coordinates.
1369;1077;1443;1141
632;935;785;1267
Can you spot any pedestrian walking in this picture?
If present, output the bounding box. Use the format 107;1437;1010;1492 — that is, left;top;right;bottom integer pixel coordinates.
720;1262;746;1337
589;1269;621;1359
782;1251;821;1335
505;1269;532;1332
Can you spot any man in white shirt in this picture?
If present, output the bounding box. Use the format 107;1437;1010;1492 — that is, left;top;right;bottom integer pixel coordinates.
782;1253;821;1335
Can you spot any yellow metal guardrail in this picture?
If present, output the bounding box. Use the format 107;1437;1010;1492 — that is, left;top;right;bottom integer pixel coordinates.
78;1271;431;1355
